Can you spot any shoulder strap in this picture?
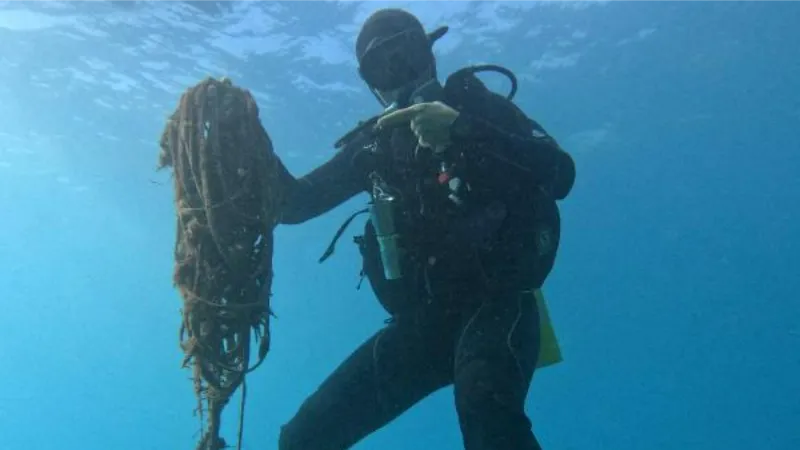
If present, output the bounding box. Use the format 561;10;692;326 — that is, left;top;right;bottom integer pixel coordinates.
443;71;534;136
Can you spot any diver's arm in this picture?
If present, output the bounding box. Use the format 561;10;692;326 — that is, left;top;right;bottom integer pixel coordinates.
276;145;368;225
450;114;576;200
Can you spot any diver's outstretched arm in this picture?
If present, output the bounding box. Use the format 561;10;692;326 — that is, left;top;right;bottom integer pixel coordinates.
276;145;369;225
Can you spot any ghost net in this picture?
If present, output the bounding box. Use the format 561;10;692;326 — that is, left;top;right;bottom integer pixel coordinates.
158;77;284;450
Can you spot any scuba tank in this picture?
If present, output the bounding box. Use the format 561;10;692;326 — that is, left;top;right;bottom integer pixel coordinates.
369;180;403;280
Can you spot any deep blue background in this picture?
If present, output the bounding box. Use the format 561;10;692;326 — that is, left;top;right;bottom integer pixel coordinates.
0;2;797;449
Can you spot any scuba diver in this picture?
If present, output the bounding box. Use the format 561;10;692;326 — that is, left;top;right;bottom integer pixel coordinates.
275;8;576;450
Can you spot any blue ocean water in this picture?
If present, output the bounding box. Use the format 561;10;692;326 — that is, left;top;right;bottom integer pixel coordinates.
0;1;798;449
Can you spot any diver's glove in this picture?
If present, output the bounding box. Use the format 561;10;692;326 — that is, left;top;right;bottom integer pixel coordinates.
375;101;460;153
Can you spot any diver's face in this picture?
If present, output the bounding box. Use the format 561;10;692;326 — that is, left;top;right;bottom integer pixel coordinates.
358;29;433;106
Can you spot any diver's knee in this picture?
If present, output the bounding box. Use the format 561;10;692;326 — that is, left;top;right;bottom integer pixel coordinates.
455;360;494;414
454;359;538;449
454;359;525;417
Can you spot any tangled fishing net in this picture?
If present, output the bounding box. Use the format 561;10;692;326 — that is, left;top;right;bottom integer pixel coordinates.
158;77;284;450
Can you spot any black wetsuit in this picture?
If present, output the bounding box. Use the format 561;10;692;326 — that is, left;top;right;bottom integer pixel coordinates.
276;76;575;450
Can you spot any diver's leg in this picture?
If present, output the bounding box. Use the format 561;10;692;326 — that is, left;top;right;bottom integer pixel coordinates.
453;290;543;450
279;317;454;450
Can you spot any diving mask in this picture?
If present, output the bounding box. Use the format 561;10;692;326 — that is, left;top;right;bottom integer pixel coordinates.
358;28;434;93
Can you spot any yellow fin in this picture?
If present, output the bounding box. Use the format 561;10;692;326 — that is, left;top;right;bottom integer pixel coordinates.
534;288;563;368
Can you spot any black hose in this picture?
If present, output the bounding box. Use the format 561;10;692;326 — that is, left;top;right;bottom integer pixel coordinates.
455;64;518;101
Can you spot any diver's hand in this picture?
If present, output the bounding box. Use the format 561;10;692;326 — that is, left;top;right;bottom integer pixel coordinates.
375;101;460;151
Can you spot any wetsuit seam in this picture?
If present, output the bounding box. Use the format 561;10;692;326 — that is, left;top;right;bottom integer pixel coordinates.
506;294;527;388
455;301;487;369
